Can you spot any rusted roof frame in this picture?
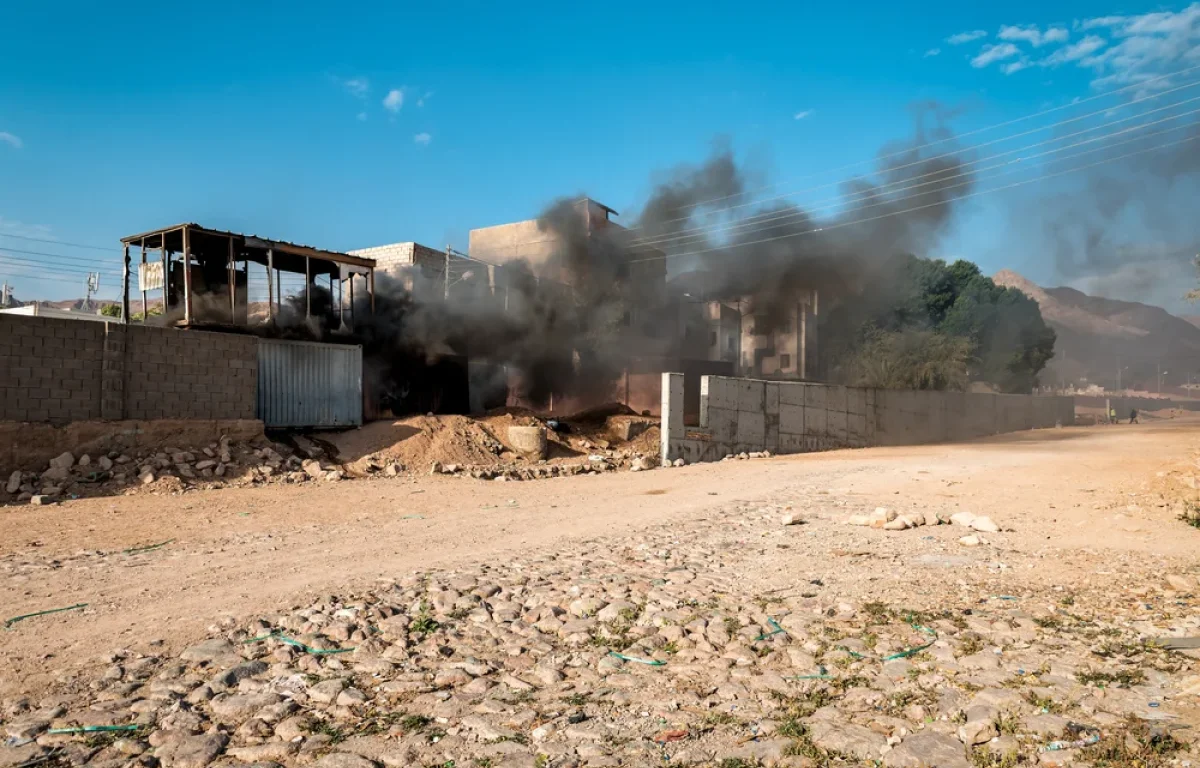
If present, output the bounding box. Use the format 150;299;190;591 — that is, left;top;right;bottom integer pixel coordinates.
120;223;376;271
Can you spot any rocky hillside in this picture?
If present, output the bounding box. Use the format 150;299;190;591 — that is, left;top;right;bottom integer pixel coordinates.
993;270;1200;391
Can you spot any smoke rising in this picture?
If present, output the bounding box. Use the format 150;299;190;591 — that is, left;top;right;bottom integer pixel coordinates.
1021;115;1200;310
275;105;981;410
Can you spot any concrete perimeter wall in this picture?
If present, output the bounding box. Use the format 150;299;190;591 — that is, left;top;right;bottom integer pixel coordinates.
0;314;258;423
662;373;1074;464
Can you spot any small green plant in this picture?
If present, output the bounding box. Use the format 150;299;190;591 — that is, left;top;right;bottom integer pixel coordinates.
862;601;893;622
534;756;549;768
723;616;741;636
1077;668;1146;687
957;635;984;657
662;640;680;655
776;716;807;740
563;693;590;706
969;747;1021;768
1033;616;1062;630
718;760;762;768
1080;716;1183;767
474;760;493;768
995;710;1021;736
410;602;441;637
400;714;432;732
1060;594;1076;606
308;720;347;745
1023;690;1063;714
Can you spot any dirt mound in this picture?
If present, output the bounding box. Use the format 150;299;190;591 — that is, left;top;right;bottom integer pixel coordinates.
324;416;507;470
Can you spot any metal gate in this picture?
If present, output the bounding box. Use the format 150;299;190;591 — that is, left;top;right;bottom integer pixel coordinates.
257;339;363;429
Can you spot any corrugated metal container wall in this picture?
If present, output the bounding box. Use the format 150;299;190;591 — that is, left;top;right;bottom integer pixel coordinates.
257;339;363;428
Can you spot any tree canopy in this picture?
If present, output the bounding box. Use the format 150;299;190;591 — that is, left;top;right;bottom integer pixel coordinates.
825;255;1056;393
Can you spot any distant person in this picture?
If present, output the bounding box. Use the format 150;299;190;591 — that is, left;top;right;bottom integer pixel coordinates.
1109;407;1117;424
1130;408;1138;424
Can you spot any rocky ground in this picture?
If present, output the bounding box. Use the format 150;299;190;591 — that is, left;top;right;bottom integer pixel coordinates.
3;421;1200;768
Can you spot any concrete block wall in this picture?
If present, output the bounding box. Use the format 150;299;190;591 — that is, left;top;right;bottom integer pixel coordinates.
123;325;257;420
0;314;257;424
0;315;105;422
663;373;1074;463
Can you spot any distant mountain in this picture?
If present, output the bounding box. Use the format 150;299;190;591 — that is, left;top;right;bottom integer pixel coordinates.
994;270;1200;391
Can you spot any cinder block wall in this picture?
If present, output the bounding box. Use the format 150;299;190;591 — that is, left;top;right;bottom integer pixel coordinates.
663;373;1074;463
0;315;257;423
0;315;106;422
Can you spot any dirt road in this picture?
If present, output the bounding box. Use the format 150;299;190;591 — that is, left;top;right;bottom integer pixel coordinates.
3;419;1198;698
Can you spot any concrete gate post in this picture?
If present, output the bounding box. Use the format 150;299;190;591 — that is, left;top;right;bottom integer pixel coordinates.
661;372;684;464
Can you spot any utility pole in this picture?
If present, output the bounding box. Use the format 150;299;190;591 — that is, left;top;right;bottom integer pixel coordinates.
84;272;99;312
0;282;10;308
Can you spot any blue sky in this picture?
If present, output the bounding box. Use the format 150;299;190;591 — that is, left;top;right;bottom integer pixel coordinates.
2;0;1198;308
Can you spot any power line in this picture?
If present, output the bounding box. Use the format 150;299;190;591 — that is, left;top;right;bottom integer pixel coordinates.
0;232;116;252
622;62;1200;226
0;245;123;269
633;101;1200;249
630;132;1200;264
629;77;1200;241
647;117;1200;259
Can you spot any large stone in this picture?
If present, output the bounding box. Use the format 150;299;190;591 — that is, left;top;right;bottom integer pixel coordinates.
884;732;971;768
179;638;242;667
807;718;887;759
155;732;228;768
209;660;268;690
950;512;976;527
969;516;1000;533
307;679;345;704
301;459;324;479
48;452;75;470
958;718;998;746
227;742;299;762
6;471;21;494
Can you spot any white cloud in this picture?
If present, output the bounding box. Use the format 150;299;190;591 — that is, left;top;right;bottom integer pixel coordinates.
947;30;987;45
0;132;22;149
971;43;1021;68
413;132;432;145
1003;59;1031;74
999;24;1069;47
342;77;369;98
1079;3;1200;91
923;47;942;58
383;89;404;113
793;109;813;120
417;91;434;108
1042;35;1107;65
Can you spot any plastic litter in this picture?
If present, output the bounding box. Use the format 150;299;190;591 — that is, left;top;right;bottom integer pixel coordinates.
47;725;143;735
754;618;786;641
654;729;688;743
4;603;88;630
608;651;666;666
1039;734;1100;752
788;665;833;680
123;539;175;555
243;631;355;655
841;619;938;662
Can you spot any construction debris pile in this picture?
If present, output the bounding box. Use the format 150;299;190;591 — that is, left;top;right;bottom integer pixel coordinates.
1;408;668;506
3;501;1199;768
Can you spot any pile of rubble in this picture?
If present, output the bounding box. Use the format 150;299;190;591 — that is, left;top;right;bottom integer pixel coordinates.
3;503;1198;768
425;453;662;482
0;437;353;506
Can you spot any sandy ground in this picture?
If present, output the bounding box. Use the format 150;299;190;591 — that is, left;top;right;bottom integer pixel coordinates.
3;418;1198;699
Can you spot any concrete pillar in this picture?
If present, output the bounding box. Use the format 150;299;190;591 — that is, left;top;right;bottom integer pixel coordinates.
100;323;127;421
661;372;684;463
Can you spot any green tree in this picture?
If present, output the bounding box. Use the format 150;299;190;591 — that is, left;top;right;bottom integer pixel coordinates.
99;304;122;318
825;254;1056;393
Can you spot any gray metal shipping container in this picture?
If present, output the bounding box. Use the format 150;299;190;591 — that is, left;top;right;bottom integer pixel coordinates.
257;338;363;428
